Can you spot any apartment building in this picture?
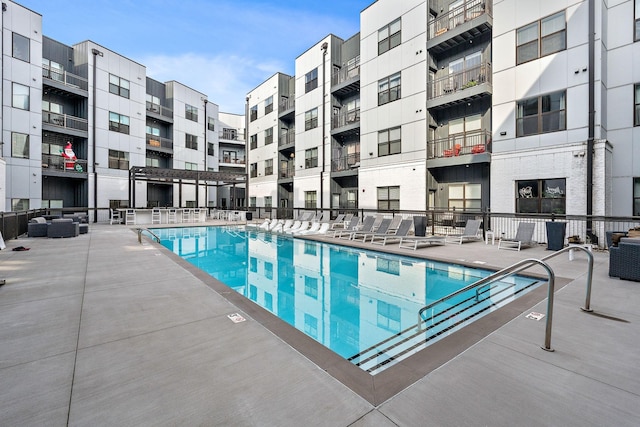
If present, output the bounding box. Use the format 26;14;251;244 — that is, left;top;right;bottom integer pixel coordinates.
1;1;245;215
247;0;640;220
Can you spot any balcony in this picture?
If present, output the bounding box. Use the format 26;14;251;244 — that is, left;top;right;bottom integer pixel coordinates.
219;130;245;143
331;61;360;97
427;129;491;161
42;67;88;92
146;102;174;122
427;62;491;108
146;135;173;152
331;152;360;173
42;111;89;133
220;157;246;167
278;129;295;147
331;109;360;136
41;153;88;175
278;98;295;120
428;0;492;54
279;162;295;179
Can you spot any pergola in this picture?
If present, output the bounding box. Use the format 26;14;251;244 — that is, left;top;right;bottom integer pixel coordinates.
128;166;247;208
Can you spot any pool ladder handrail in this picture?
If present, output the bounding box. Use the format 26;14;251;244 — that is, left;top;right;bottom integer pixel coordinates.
136;228;160;243
417;246;594;352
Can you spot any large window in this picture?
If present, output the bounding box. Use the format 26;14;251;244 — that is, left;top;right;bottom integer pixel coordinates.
13;32;29;62
378;18;401;55
250;134;257;150
109;112;130;134
109;74;130;98
264;96;273;114
12;199;29;212
185;104;198;122
516;90;566;137
516;11;566;65
43;59;64;81
378;72;401;106
11;132;29;159
305;191;317;209
264;127;273;145
186;133;198;150
108;149;129;170
305;68;318;93
516;178;566;214
378;126;401;156
448;183;481;210
207;117;215;131
12;83;29;110
250;163;257;178
185;162;198;170
377;301;401;332
250;105;257;122
377;186;400;210
634;178;640;216
146;94;161;113
305;108;318;131
264;159;273;176
305;147;318;168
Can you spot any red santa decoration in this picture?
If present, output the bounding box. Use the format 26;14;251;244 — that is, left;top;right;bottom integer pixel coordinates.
62;142;77;170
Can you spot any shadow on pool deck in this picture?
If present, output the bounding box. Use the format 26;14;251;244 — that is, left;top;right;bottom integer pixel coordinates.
1;222;639;426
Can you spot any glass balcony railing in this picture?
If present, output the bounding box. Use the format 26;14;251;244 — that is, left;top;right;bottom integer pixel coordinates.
42;67;89;91
42;111;89;132
146;135;173;150
41;153;88;173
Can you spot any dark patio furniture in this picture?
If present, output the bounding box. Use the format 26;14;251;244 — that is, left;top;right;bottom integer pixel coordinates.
47;218;79;238
28;217;49;237
609;237;640;282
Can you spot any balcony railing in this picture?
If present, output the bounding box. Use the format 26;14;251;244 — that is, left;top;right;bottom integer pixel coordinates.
332;152;360;172
146;102;173;119
279;129;295;146
332;109;360;129
428;0;490;39
42;67;89;91
332;64;360;86
279;97;295;112
41;153;88;173
221;157;246;165
219;130;244;142
429;62;491;99
428;129;491;159
42;111;89;132
146;135;173;150
279;163;295;179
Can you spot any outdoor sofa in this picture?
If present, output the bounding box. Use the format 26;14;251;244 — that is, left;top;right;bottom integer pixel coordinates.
608;237;640;282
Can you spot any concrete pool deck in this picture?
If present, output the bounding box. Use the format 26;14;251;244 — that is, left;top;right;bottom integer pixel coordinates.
0;221;638;426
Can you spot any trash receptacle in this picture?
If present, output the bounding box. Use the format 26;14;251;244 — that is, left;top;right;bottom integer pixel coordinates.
546;221;566;250
413;216;427;237
245;212;253;221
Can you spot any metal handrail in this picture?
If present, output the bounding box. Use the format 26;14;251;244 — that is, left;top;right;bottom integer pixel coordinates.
540;246;594;312
137;228;160;243
418;258;557;351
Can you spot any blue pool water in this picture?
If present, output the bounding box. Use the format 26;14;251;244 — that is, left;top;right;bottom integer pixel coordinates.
152;226;540;374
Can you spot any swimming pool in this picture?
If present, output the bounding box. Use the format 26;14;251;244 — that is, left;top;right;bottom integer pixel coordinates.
152;225;541;374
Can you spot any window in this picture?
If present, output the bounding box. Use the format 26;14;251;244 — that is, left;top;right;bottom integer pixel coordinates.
222;128;237;140
146;124;160;136
108;149;129;170
264;159;273;176
378;18;401;55
305;68;318;93
265;96;273;114
208;143;215;156
516;90;566;136
304;276;318;299
305;108;318;130
377;186;400;210
304;313;318;339
11;199;29;212
109;112;130;134
185;104;198;122
249;197;257;208
636;0;640;40
634;178;640;216
377;301;401;332
305;147;318;168
377;258;400;275
109;74;130;98
448;183;481;210
305;191;317;209
378;126;401;156
186;133;198;150
146;157;160;167
250;105;257;122
146;94;161;113
43;59;64;81
378;72;401;105
516;178;566;214
265;262;274;280
516;11;566;65
635;84;640;126
264;196;272;209
42;199;63;209
11;132;29;159
12;83;29;110
222;150;237;163
250;134;257;150
185;162;198;170
250;163;257;178
264;127;273;145
207;117;215;131
13;33;29;62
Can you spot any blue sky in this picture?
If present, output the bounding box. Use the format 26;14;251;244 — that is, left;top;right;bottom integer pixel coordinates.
18;0;370;114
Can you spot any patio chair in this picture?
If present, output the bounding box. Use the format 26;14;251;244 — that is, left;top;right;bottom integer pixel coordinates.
498;222;536;251
301;222;331;236
331;213;353;229
371;219;413;246
287;221;309;234
109;209;121;225
352;218;392;242
125;209;136;225
295;222;321;235
445;219;482;244
329;217;360;238
399;234;446;250
151;208;162;224
340;215;375;240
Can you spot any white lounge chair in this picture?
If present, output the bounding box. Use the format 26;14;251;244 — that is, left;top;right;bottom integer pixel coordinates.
445;219;482;244
294;221;320;235
303;222;331;235
498;222;536;251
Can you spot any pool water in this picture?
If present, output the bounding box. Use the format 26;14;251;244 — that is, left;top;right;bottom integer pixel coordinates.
152;226;541;374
